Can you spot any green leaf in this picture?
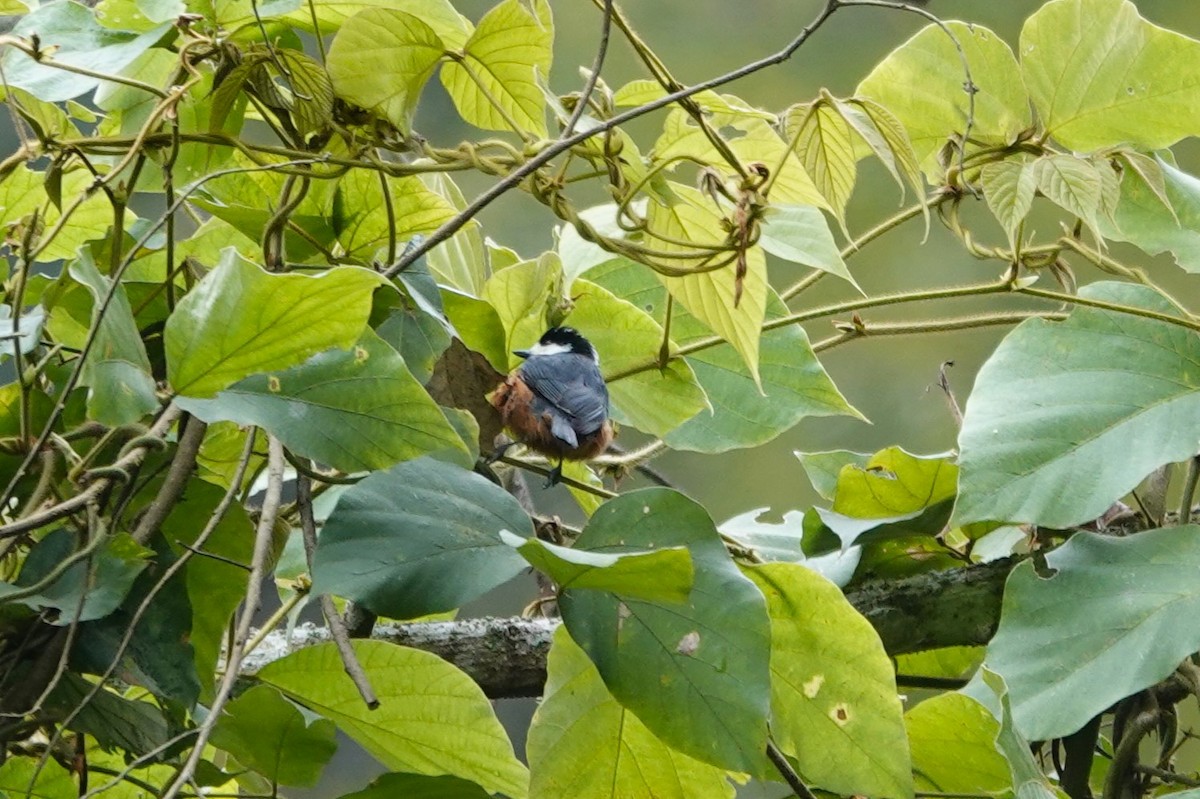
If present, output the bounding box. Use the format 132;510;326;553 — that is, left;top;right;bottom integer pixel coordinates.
977;670;1057;799
67;253;158;426
648;185;766;387
422;173;488;296
567;279;707;438
376;304;452;386
441;289;509;372
177;330;467;473
1020;0;1200;151
981;527;1200;741
832;447;957;520
258;640;528;798
559;488;771;773
654;111;826;208
1;3;171;102
165;251;385;398
337;773;492;799
745;563;912;799
159;477;255;699
527;626;736;799
857;22;1032;177
905;692;1010;795
440;0;553;136
796;450;870;501
0;757;75;799
73;542;200;706
1105;156;1200;273
1033;153;1103;233
332;169;458;263
981;157;1037;240
500;531;692;603
45;674;170;758
955;282;1200;527
666;287;861;452
310;457;531;619
11;530;151;624
211;685;337;787
589;260;857;452
759;204;860;293
288;0;472;49
785;103;856;229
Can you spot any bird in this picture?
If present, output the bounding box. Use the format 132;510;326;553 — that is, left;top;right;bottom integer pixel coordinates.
489;326;613;486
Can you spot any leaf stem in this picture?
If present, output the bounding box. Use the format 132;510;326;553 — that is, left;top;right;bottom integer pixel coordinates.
765;739;818;799
1016;286;1200;333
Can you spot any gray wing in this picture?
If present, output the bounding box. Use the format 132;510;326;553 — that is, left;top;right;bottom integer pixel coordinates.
518;355;609;443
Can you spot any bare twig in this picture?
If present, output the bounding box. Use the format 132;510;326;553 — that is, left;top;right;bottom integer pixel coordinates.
131;415;207;545
160;435;285;799
297;468;379;709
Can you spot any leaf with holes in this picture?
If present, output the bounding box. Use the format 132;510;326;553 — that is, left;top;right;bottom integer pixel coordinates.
527;626;736;799
745;562;911;798
559;488;771;774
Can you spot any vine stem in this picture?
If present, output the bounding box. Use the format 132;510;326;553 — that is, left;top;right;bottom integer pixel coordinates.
604;279;1011;382
1178;457;1200;527
160;436;286;799
809;310;1066;352
383;0;843;277
1015;285;1200;332
563;0;614;137
780;193;950;302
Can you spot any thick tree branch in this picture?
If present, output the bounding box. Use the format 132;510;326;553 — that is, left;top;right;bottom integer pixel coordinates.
241;558;1016;698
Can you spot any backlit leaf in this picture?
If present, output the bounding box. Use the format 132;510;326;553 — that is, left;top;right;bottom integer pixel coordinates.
1020;0;1200;151
259;641;528;798
440;0;553;136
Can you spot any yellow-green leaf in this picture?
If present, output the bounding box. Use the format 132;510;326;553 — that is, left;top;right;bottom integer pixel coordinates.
326;8;445;135
1020;0;1200;152
981;156;1037;240
527;627;736;799
287;0;472;49
857;22;1032;177
440;0;553;136
785;102;856;228
647;185;766;387
165;251;386;397
259;641;529;799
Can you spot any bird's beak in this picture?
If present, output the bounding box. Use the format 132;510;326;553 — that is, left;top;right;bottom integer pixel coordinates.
513;349;531;359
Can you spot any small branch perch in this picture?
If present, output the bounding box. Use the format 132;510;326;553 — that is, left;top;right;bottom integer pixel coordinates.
241;558;1016;697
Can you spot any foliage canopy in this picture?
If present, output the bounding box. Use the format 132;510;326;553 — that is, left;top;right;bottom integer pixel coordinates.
3;0;1200;797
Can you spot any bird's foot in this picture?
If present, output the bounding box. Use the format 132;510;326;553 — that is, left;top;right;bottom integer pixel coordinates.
484;441;516;465
543;463;564;488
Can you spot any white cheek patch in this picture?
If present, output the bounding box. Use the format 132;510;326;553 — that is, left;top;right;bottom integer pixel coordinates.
527;341;573;356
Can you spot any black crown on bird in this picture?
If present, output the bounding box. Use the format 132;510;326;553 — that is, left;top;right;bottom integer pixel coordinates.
514;326;599;363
